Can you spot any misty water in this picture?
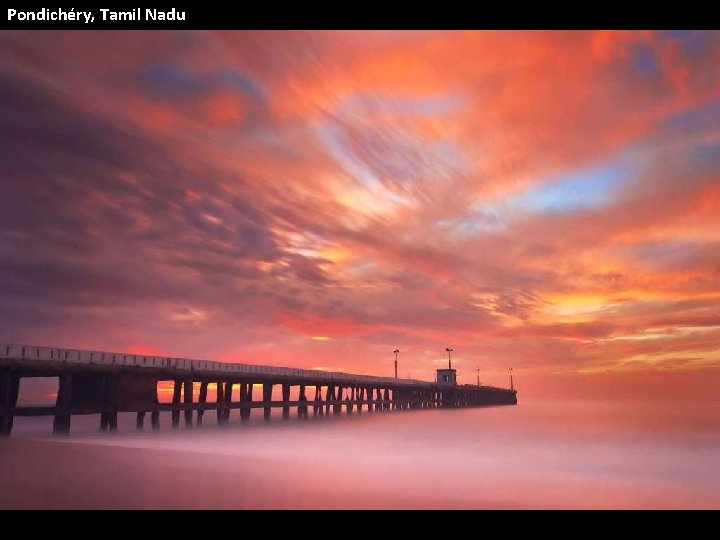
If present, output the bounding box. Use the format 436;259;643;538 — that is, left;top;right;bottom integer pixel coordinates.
2;399;719;509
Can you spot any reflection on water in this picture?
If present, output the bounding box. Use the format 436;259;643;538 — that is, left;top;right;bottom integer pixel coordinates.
2;399;719;509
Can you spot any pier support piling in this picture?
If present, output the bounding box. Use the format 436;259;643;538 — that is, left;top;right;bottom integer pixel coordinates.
216;381;225;425
245;383;253;421
298;385;308;418
100;412;109;431
183;380;193;428
0;371;19;436
263;383;273;421
239;383;248;422
52;374;72;435
325;385;334;415
282;384;290;419
345;389;352;415
171;380;182;428
335;386;343;415
313;386;320;416
108;411;118;432
223;382;233;423
197;382;208;426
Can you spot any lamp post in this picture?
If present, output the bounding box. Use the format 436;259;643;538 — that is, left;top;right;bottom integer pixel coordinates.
393;349;399;379
476;367;481;387
445;347;453;370
509;368;514;390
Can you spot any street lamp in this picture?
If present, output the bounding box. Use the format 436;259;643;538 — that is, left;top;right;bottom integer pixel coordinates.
476;367;481;387
445;347;453;369
394;349;399;378
509;368;514;390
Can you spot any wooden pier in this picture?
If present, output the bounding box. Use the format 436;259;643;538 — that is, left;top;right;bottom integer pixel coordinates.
0;343;517;436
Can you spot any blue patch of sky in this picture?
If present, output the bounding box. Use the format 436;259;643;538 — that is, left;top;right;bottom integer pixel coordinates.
514;154;635;214
318;92;469;190
214;71;264;100
661;98;720;133
315;123;380;188
141;65;205;96
630;43;660;76
140;64;264;102
659;30;716;58
438;154;636;238
315;121;414;210
660;30;694;40
695;140;720;166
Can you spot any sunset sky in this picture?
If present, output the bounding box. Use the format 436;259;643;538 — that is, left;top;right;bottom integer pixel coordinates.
1;30;719;395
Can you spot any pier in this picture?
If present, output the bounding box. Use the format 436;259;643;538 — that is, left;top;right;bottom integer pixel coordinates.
0;343;517;436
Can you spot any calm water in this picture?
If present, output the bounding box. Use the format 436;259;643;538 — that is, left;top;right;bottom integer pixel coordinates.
2;399;719;509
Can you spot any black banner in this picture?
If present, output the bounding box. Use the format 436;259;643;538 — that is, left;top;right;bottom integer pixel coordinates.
0;6;707;30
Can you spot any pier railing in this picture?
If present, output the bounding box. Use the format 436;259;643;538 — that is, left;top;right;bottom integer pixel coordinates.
1;343;431;387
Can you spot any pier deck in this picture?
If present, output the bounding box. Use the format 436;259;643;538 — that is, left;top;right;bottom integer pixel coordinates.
1;343;517;436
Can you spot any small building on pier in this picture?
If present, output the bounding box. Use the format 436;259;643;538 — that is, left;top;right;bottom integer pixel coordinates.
436;368;457;388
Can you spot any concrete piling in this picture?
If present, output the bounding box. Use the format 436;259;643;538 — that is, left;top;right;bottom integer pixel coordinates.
197;381;208;426
52;374;72;435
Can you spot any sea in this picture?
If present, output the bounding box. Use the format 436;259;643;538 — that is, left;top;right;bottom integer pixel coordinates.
1;397;718;509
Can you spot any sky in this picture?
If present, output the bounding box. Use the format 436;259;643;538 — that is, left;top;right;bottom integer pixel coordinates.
1;30;719;397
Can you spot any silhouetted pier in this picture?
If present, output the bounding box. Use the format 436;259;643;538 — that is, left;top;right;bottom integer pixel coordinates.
0;343;517;436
